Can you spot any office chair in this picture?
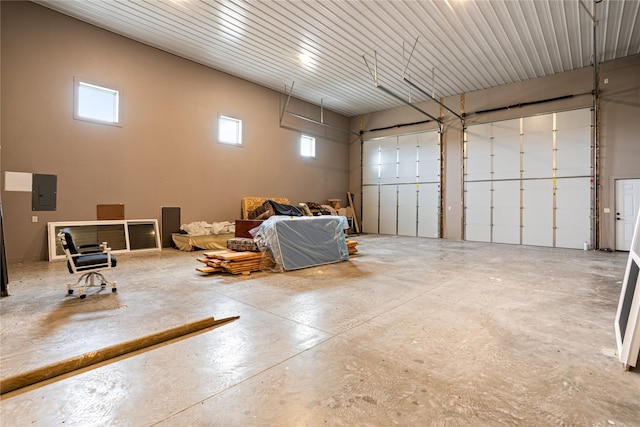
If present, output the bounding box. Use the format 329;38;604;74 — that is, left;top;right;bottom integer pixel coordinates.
58;228;117;299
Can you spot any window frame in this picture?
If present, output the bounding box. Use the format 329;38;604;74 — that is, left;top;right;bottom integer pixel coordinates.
217;115;243;146
300;134;316;158
73;77;121;127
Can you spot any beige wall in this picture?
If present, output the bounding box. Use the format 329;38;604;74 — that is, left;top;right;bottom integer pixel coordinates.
0;2;350;262
2;2;638;263
599;55;640;249
350;55;640;248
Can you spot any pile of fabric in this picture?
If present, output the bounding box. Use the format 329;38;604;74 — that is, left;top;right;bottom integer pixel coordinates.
247;200;304;220
179;221;235;236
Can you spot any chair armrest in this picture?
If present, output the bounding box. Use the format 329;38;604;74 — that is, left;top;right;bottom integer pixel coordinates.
78;243;102;254
67;244;112;258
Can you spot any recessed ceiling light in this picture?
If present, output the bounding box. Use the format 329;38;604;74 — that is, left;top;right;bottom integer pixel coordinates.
300;53;313;66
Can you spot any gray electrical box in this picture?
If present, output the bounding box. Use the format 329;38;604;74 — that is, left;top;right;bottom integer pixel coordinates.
32;174;57;211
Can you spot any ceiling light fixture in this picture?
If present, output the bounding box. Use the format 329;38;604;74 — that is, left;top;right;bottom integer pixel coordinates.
300;53;313;66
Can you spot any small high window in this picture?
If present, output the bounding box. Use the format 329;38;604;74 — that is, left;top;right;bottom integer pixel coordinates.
74;78;120;126
218;115;242;145
301;134;316;158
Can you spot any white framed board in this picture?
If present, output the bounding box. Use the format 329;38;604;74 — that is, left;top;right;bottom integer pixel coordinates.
615;210;640;369
47;219;161;261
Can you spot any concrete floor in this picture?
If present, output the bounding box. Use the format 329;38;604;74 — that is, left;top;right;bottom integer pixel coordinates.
0;235;638;426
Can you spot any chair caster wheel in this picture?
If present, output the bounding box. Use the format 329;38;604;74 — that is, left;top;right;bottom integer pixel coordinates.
111;288;117;293
80;294;86;299
68;289;74;295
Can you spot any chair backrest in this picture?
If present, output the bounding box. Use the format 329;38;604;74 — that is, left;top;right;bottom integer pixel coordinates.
59;228;79;255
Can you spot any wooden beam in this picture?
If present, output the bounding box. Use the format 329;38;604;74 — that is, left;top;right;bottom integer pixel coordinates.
0;316;239;395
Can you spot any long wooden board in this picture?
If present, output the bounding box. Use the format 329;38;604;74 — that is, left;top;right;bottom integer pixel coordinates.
1;316;239;395
347;192;360;234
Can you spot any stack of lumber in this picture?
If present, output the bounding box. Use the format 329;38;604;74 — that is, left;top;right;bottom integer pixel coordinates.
196;250;274;275
346;240;358;255
196;240;360;275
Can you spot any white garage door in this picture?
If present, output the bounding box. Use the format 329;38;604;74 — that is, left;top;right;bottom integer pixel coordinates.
362;130;441;237
464;108;592;249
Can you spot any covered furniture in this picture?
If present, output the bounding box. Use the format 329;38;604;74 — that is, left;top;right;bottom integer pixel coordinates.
58;228;117;299
252;216;349;271
241;197;290;220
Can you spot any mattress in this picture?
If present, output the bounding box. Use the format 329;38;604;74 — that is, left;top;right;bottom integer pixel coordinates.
171;233;233;251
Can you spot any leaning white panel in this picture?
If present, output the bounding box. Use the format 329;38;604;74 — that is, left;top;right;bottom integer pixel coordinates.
47;219;161;261
555;177;591;249
397;184;417;236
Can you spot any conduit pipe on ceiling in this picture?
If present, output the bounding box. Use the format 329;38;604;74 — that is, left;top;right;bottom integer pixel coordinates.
401;37;463;121
580;0;601;249
469;94;577;115
279;82;359;137
362;52;441;124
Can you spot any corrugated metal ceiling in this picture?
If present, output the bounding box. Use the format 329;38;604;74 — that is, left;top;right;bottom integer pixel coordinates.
34;0;640;117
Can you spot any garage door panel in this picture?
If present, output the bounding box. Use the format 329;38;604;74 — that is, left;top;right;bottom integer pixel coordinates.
417;132;440;182
379;138;398;184
465;137;492;181
362;165;379;185
522;179;554;246
556;127;591;177
493;136;521;180
522;132;553;179
379;185;397;235
556;178;591;249
379;160;397;184
398;184;417;236
556;108;591;130
418;183;439;238
492;181;520;244
364;130;441;237
362;141;380;185
361;186;379;234
524;114;553;132
492;118;520;138
465;181;491;242
398;135;418;182
464;110;591;249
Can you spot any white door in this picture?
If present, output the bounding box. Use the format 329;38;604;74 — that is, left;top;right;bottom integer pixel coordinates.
616;179;640;251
